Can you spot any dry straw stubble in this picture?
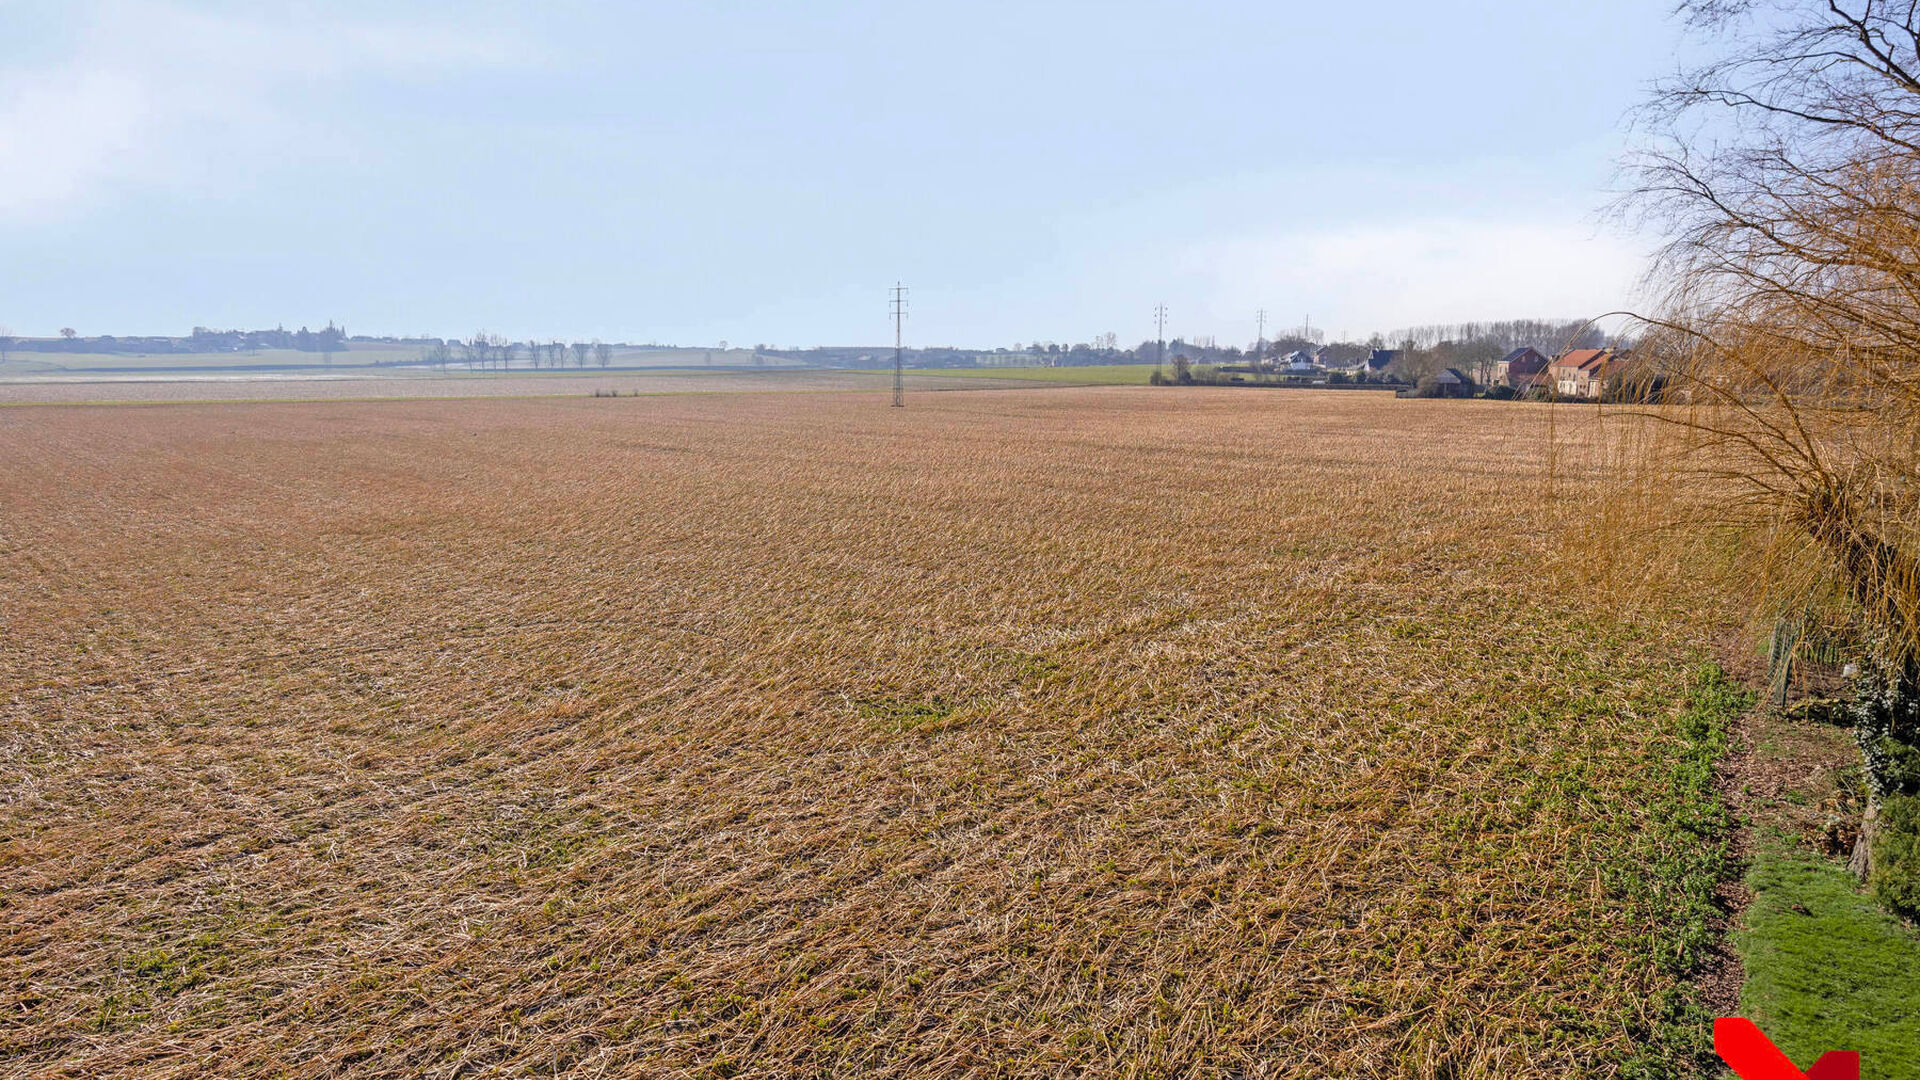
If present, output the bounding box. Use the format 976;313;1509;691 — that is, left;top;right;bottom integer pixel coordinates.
1;388;1724;1078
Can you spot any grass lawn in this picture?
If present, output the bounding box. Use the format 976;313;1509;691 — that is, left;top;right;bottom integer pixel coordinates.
1718;680;1920;1079
1737;844;1920;1079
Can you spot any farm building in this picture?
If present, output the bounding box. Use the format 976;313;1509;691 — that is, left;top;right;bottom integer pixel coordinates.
1550;348;1629;399
1334;348;1398;377
1430;368;1475;398
1494;347;1550;391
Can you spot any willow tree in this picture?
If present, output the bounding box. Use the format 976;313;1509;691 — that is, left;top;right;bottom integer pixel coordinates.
1631;0;1920;910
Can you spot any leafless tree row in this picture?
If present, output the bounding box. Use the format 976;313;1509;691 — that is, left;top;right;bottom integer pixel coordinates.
1379;319;1610;355
430;335;618;370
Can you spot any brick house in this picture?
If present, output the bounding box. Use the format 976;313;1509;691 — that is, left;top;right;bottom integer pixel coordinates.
1550;348;1628;400
1495;347;1550;392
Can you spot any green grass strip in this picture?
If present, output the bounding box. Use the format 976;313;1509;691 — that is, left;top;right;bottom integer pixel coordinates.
1621;665;1750;1079
1737;842;1920;1079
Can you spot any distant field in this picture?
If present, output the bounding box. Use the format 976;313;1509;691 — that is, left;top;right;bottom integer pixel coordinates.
0;346;786;373
898;363;1160;385
0;368;1051;405
0;347;425;371
2;390;1734;1077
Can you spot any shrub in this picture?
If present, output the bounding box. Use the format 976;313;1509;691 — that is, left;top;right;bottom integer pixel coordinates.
1851;664;1920;797
1870;794;1920;917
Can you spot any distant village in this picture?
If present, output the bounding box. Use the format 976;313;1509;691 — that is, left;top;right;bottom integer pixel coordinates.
0;319;1642;399
1164;343;1639;401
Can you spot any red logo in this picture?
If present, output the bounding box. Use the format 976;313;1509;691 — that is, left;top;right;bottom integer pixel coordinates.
1716;1019;1859;1080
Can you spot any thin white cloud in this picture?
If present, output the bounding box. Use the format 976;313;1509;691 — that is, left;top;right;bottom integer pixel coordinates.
0;69;150;215
0;1;525;223
1181;218;1651;338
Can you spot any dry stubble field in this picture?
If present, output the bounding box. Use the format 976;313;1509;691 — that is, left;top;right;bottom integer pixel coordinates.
2;388;1726;1078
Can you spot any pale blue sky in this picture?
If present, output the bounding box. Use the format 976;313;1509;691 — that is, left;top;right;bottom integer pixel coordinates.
0;1;1683;347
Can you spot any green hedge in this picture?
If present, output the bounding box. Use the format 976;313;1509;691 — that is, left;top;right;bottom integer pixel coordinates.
1871;795;1920;917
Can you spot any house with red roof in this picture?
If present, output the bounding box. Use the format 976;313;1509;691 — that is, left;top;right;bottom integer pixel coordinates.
1550;348;1629;400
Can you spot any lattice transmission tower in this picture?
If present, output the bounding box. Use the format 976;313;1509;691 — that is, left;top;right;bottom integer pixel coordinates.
891;283;908;408
1154;303;1168;378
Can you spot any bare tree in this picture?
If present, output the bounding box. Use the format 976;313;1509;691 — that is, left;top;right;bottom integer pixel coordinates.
59;327;76;340
0;325;12;366
1628;0;1920;910
571;342;590;368
593;340;613;368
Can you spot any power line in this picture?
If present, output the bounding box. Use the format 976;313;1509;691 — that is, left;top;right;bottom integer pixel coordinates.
1154;303;1168;378
890;283;908;408
1256;308;1268;355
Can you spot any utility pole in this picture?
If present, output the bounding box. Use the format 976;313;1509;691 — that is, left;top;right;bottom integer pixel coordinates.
891;283;908;408
1154;303;1168;378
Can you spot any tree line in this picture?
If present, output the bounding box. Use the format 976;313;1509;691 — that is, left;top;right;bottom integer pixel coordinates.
0;323;350;356
422;336;616;370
